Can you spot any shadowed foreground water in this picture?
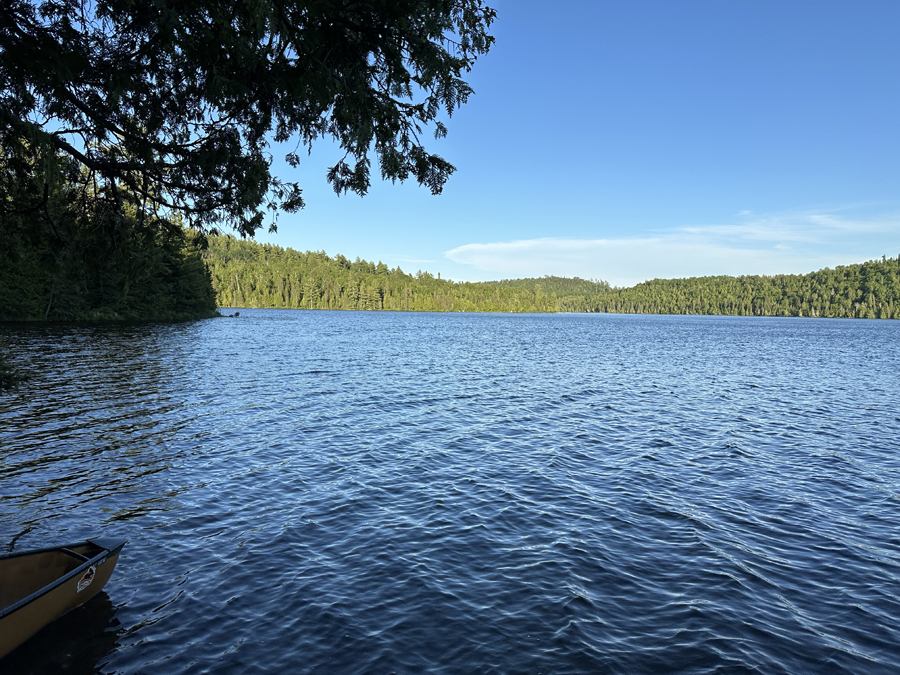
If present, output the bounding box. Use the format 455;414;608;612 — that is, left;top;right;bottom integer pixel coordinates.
2;310;899;673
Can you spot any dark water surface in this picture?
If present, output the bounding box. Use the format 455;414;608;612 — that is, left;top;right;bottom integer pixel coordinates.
2;311;899;673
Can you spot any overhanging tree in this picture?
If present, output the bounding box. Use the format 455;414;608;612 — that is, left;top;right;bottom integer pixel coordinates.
0;1;496;236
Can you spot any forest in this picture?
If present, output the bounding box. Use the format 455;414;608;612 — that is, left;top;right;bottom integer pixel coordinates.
0;151;219;323
590;258;900;319
205;236;608;313
204;236;900;319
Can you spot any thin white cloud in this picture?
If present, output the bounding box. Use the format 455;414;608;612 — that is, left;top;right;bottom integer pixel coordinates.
445;210;900;287
682;210;899;243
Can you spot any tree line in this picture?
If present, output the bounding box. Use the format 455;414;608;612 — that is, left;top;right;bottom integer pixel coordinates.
590;259;900;319
204;236;900;319
205;236;582;313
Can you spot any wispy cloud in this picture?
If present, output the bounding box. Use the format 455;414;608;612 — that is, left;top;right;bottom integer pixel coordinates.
681;209;899;243
445;210;900;287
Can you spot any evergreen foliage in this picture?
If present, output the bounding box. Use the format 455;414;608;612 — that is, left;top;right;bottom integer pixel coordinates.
206;236;900;319
206;236;573;313
0;151;219;322
591;259;900;319
1;1;496;235
492;276;612;295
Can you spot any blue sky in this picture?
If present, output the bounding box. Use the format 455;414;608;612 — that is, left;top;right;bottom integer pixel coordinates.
257;1;900;287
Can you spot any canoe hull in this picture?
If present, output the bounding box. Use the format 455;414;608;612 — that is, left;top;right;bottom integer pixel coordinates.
0;539;125;660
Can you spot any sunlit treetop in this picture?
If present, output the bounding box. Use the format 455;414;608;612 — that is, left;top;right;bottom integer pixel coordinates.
0;1;496;236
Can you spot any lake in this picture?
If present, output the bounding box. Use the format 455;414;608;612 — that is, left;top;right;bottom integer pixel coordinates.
2;310;899;673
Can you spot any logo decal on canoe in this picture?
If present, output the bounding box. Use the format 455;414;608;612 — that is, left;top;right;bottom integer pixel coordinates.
77;566;96;592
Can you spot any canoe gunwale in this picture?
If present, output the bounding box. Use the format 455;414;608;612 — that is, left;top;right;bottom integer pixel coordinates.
0;539;126;621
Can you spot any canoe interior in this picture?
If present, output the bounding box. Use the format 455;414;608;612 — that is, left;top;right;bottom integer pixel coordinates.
0;542;108;613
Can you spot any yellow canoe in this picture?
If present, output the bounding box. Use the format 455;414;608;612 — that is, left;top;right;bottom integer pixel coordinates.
0;539;125;660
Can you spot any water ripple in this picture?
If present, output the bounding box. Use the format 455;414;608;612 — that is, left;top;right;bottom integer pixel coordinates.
1;312;899;673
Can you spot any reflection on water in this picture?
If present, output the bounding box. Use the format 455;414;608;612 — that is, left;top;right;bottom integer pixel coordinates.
2;311;900;673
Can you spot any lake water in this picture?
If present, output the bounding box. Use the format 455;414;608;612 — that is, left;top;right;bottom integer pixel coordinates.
2;310;899;673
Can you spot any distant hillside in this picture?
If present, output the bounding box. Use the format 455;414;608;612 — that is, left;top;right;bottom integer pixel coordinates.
203;237;900;319
594;257;900;319
204;236;584;312
487;276;611;295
